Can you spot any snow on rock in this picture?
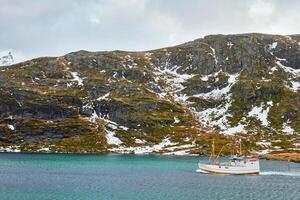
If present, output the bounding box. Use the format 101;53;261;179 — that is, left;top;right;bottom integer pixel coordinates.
119;125;129;131
276;61;300;76
144;52;153;60
197;99;231;130
208;46;218;65
97;92;110;101
106;129;122;145
201;75;209;81
173;93;190;103
194;73;239;100
256;141;272;147
89;110;99;122
173;117;180;124
269;66;278;74
269;42;278;49
266;43;300;77
257;149;271;155
121;55;138;69
69;72;84;86
110;138;177;154
227;41;234;49
222;122;245;135
0;146;20;152
38;147;50;152
282;121;294;134
7;124;15;130
0;51;14;66
107;123;118;130
147;51;195;99
248;101;273;127
163;149;191;156
194;73;240;133
135;139;146;144
289;81;300;92
154;64;195;93
163;144;196;155
200;70;222;82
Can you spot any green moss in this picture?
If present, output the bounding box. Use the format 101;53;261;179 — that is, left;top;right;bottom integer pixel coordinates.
187;96;220;110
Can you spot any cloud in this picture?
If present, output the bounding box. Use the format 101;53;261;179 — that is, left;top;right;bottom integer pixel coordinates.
0;0;299;63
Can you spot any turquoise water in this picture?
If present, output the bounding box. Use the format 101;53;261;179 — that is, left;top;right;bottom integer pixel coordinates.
0;153;299;200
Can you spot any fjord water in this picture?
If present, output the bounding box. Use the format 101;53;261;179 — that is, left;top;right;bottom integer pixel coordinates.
0;153;299;200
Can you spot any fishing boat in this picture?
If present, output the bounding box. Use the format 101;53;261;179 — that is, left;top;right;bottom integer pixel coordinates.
196;139;260;175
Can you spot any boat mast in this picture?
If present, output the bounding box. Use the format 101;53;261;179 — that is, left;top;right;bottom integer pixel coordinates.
214;145;225;162
239;139;242;156
209;139;215;162
213;139;215;159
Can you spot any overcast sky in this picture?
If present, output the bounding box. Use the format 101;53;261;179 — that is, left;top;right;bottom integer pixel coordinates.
1;0;300;63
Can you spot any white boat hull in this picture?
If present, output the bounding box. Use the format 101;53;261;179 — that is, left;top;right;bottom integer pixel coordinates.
197;159;260;175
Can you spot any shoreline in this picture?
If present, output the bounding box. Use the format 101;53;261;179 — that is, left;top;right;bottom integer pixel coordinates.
260;152;300;163
1;150;300;163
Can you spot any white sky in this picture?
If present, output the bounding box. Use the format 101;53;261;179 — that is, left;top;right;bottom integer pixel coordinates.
0;0;300;63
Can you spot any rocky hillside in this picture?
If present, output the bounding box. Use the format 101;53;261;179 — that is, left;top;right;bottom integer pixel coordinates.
0;33;299;155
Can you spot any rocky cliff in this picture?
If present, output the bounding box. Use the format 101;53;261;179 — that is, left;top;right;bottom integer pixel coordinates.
0;33;299;155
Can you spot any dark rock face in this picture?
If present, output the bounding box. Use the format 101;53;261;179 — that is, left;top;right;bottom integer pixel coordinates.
0;33;299;153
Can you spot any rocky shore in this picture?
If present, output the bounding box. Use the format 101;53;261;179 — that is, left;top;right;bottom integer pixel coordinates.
262;152;300;163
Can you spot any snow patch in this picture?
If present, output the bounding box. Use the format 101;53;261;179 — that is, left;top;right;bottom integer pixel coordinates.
7;124;15;130
0;146;20;152
269;42;277;49
208;46;218;65
282;122;294;134
70;72;84;86
110;138;177;154
248;101;273;126
257;149;271;155
154;64;195;93
227;41;234;49
276;61;300;76
223;122;245;135
256;141;272;147
106;129;122;145
289;81;300;92
135;139;145;144
269;66;278;74
194;73;239;100
200;70;222;82
173;117;180;124
201;76;209;81
97;92;110;101
38;147;50;152
193;73;245;134
0;51;14;66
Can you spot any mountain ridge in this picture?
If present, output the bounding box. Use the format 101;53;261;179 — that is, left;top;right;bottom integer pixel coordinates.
0;33;299;155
